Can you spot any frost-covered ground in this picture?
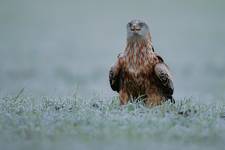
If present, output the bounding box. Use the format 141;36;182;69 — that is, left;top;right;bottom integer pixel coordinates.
1;91;225;150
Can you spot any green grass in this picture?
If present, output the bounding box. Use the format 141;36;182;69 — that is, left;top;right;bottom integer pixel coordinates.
0;92;225;150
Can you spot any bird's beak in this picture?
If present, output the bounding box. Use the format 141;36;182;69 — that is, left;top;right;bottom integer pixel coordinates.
130;24;141;33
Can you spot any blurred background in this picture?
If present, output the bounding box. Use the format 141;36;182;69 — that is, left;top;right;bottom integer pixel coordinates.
0;0;225;102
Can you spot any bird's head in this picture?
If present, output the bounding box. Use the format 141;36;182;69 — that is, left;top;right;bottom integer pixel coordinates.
127;20;150;41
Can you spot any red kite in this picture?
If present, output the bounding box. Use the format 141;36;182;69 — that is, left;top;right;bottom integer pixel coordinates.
109;20;174;106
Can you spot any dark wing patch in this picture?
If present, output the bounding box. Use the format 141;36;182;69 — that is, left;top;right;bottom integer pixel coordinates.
154;53;164;63
109;66;121;92
109;53;124;93
152;46;155;52
154;63;174;96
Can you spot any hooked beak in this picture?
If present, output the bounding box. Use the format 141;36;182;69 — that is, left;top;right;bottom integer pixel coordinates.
130;24;141;33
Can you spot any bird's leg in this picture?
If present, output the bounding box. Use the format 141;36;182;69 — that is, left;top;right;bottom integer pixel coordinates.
119;88;129;105
145;95;162;107
145;88;163;107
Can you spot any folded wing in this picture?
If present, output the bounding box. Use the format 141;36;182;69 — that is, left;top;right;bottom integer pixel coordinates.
109;55;123;93
109;66;121;92
154;56;174;97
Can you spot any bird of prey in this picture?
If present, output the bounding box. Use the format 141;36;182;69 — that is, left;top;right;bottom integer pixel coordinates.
109;20;174;106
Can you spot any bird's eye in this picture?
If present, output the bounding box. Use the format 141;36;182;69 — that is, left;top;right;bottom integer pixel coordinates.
139;22;145;27
128;22;132;27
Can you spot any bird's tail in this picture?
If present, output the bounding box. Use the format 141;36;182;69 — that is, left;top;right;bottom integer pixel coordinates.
170;96;175;104
167;96;175;104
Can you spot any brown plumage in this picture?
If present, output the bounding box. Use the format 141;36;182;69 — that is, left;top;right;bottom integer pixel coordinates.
109;20;174;106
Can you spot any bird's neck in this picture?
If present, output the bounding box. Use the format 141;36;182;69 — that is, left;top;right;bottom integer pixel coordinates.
124;38;155;69
125;32;153;53
125;38;153;52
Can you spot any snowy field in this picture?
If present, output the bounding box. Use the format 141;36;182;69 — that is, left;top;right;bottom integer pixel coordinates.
1;94;225;150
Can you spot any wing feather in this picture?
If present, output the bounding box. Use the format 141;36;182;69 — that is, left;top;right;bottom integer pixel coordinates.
154;62;174;96
109;54;123;92
109;66;120;92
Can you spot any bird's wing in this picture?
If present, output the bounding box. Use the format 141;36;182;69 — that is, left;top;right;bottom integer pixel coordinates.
154;55;174;96
109;54;123;92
